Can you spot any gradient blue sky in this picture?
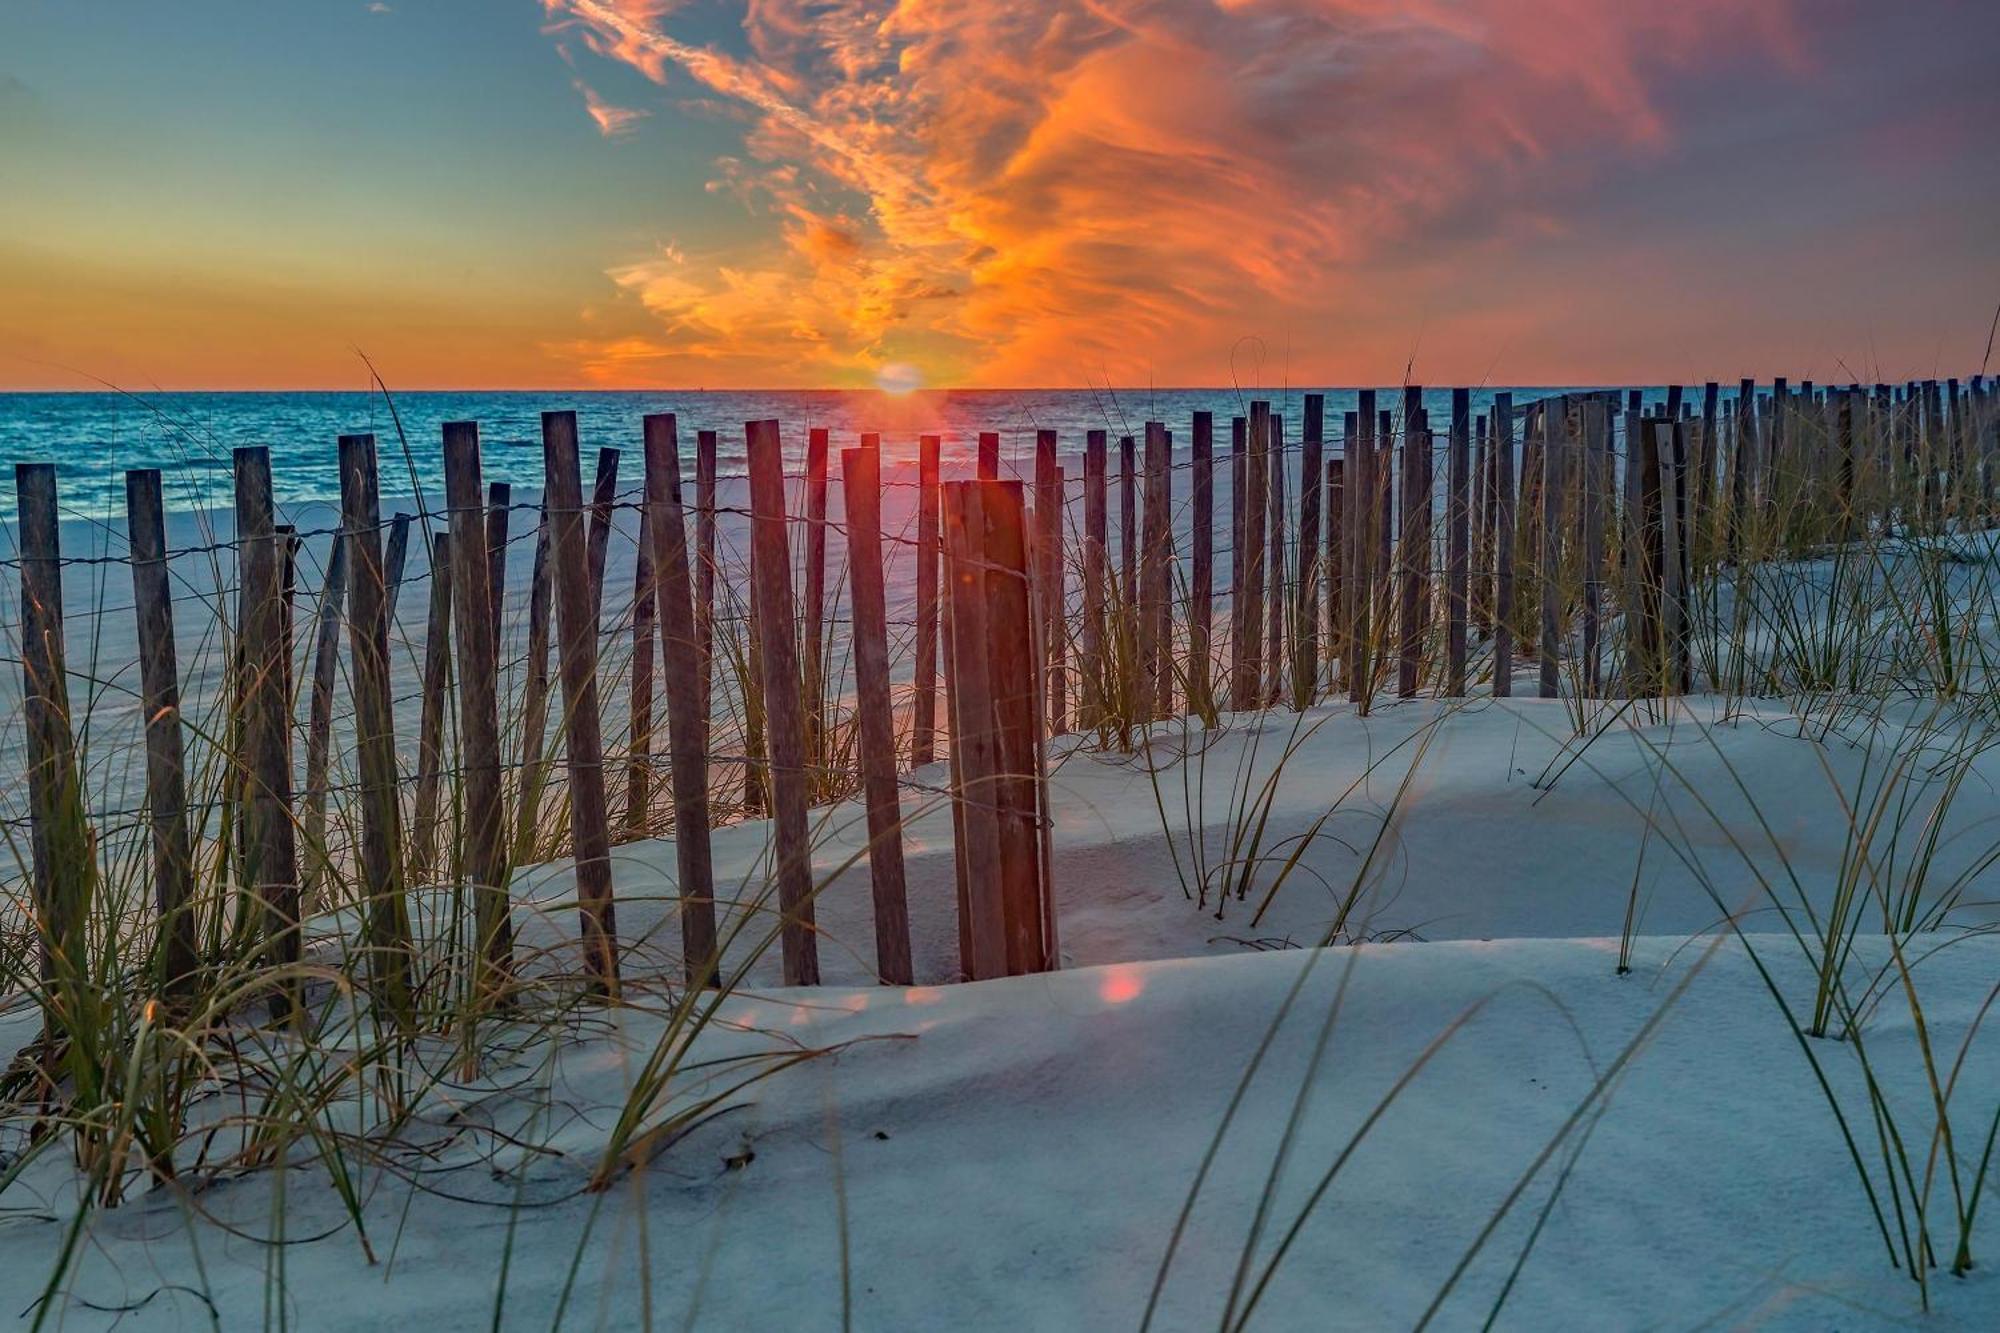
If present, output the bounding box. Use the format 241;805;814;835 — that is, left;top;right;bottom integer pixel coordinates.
3;1;1996;390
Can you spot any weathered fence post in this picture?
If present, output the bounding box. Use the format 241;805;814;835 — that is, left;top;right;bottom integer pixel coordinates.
1538;399;1567;699
1139;422;1170;721
1119;434;1138;600
979;431;1001;481
1492;394;1516;697
1190;412;1215;717
484;481;510;655
642;414;719;987
745;419;820;986
1296;396;1323;705
1347;401;1374;704
443;423;514;1000
1240;404;1269;708
301;531;348;902
912;433;941;766
842;439;914;984
942;480;1053;979
126;468;199;998
627;500;655;837
233;447;302;1017
585;447;619;621
802;427;830;757
1034;428;1066;734
1579;400;1609;696
411;531;452;885
695;429;719;731
1265;407;1286;706
1081;430;1108;728
542;412;621;994
338;433;415;1020
1326;448;1346;691
1397;424;1433;699
1229;416;1248;705
1445;390;1470;695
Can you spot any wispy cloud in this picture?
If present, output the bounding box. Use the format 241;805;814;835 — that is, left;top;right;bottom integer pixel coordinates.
547;0;1813;385
572;77;649;136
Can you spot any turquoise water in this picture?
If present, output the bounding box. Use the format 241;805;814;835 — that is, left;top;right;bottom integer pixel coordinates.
0;386;1634;517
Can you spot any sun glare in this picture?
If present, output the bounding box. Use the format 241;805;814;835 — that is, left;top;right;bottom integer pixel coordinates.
875;362;924;395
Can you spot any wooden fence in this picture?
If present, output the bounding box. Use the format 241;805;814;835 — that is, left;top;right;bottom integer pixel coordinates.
6;379;1997;1015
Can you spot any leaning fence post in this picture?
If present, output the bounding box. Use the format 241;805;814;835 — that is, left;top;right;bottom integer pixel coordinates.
585;447;619;623
126;468;199;998
233;447;302;1017
745;419;820;986
978;431;1001;481
411;531;453;886
338;433;415;1020
912;434;941;766
484;480;510;657
541;412;621;994
301;530;348;902
627;500;656;838
642;414;720;986
842;439;914;985
444;424;514;1000
802;427;830;758
1119;434;1138;601
1265;408;1286;706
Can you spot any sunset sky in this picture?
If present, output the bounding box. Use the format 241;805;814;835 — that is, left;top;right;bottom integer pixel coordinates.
2;0;1996;391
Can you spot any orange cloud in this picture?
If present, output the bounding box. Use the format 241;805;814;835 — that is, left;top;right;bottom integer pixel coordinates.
549;0;1816;386
573;78;649;136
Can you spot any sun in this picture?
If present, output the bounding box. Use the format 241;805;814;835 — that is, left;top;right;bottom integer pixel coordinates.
875;361;924;395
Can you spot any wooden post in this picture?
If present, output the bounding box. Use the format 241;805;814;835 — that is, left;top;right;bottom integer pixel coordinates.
1472;413;1491;636
1492;394;1516;697
1081;430;1108;727
981;481;1052;974
1141;421;1171;720
979;431;1001;481
484;481;510;656
842;440;913;984
912;434;941;766
1325;454;1346;689
512;511;553;860
1119;434;1138;601
1297;396;1323;704
443;424;513;998
1190;412;1215;717
802;427;830;756
1347;401;1374;703
585;447;619;622
1241;403;1269;708
942;482;1007;979
1229;417;1248;706
626;500;655;838
1397;426;1432;698
410;531;452;886
1034;429;1066;733
542;412;621;993
126;469;199;997
300;530;348;901
1446;389;1471;696
233;448;302;1014
1579;402;1608;696
695;429;718;733
382;511;412;627
745;419;820;985
642;414;719;986
1538;399;1566;699
337;433;414;1020
1265;406;1286;706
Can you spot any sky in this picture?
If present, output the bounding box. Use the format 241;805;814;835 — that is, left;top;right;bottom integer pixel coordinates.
1;0;1996;391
